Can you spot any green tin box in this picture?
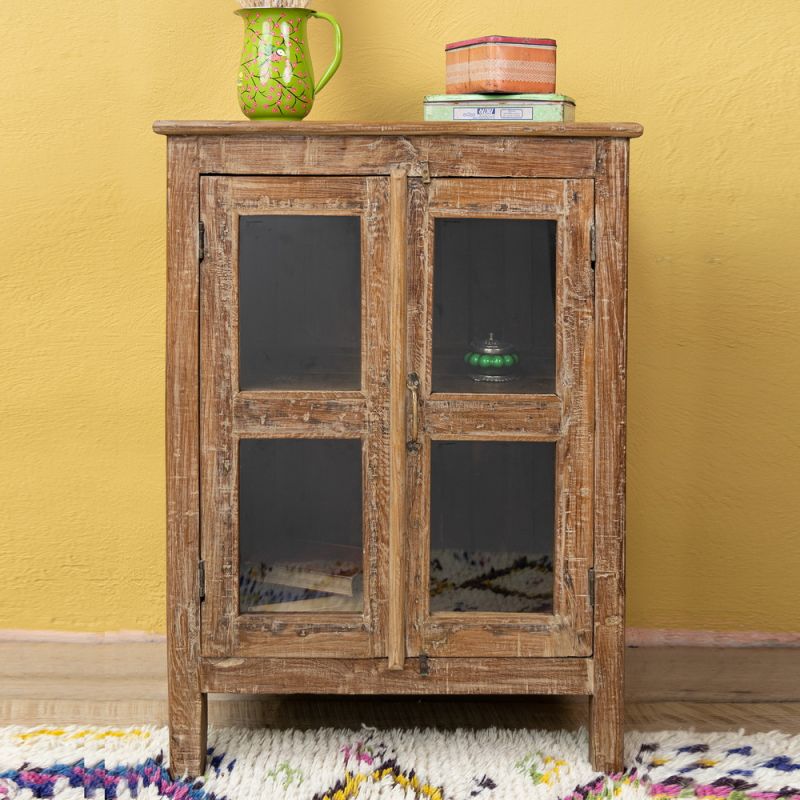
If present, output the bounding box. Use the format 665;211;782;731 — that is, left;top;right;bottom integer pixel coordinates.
423;93;575;122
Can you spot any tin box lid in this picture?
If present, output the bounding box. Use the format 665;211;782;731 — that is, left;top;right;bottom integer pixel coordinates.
446;35;556;51
424;93;575;104
469;332;517;355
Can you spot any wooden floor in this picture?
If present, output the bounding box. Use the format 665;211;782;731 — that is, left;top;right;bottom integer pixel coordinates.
0;642;798;733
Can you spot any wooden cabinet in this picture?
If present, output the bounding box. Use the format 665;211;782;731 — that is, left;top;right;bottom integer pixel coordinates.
155;121;642;778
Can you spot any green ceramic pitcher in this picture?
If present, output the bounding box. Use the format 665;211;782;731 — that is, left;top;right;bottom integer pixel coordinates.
236;7;342;120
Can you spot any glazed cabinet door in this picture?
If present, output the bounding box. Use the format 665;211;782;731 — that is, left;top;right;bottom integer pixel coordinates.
405;178;595;658
199;176;390;658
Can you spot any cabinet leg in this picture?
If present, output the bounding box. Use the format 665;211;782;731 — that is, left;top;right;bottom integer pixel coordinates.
589;685;623;773
589;571;625;773
168;687;208;779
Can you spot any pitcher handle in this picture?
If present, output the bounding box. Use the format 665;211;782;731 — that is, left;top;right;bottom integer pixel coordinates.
311;11;343;95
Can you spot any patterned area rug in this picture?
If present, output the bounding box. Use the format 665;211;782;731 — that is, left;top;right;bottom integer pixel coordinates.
1;726;798;799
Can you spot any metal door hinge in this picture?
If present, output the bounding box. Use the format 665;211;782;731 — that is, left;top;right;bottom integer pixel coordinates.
420;162;431;184
198;559;206;601
590;223;597;268
198;221;206;263
419;653;430;676
588;567;595;606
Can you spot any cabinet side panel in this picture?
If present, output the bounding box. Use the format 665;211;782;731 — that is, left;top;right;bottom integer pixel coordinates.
165;136;207;776
590;137;629;772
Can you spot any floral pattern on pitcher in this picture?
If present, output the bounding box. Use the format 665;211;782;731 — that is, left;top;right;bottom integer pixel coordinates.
236;8;342;120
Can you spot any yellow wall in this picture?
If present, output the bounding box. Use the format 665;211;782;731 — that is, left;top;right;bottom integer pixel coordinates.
2;0;799;634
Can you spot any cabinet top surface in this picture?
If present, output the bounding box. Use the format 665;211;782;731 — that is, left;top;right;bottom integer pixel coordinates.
153;120;643;138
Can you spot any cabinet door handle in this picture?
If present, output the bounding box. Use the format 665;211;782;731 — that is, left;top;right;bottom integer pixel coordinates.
406;372;421;452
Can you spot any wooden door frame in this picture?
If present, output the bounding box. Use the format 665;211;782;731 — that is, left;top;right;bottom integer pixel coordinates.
198;175;391;659
405;177;596;659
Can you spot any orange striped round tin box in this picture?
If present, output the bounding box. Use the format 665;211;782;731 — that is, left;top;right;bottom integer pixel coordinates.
445;35;557;94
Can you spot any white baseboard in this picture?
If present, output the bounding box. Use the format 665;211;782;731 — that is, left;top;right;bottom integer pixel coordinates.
1;628;797;647
626;627;800;647
0;629;166;644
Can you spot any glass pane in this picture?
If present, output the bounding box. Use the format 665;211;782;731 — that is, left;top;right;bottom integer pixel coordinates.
239;215;361;390
432;218;556;394
430;441;555;613
239;439;363;614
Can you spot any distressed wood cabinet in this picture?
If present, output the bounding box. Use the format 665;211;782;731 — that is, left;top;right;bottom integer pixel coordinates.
154;121;642;777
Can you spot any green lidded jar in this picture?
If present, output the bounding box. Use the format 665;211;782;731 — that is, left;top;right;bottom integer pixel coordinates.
464;332;519;383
